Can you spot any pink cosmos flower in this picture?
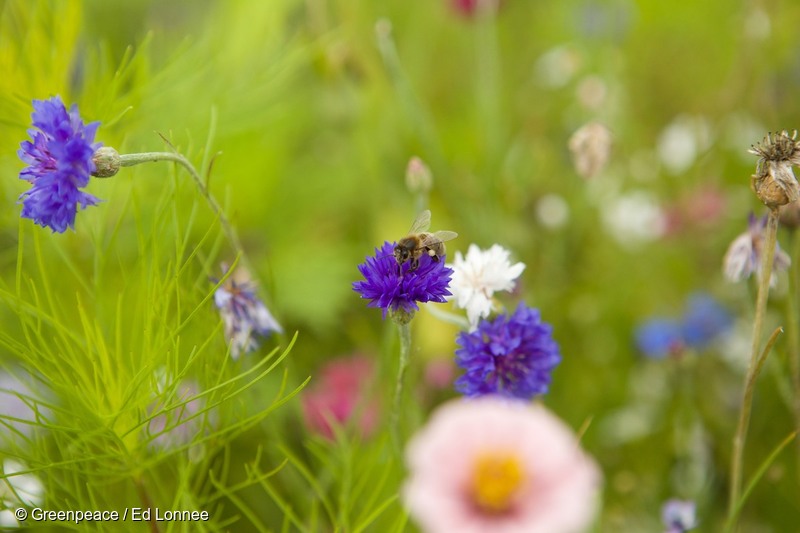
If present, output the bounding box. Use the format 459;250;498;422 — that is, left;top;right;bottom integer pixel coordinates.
301;356;379;440
403;397;601;533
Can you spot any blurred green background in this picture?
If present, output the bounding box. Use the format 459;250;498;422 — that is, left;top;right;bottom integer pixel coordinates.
2;0;800;530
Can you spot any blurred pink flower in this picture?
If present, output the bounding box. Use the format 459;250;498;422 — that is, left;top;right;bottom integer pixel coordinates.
424;358;456;390
451;0;503;17
301;356;379;440
403;397;601;533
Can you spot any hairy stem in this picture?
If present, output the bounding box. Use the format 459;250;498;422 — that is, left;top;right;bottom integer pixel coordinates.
391;321;412;451
728;208;780;524
119;151;250;272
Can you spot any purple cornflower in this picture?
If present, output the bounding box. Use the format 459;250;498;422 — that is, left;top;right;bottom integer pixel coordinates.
353;241;453;322
454;303;561;400
635;319;685;359
17;96;102;233
213;264;282;359
680;293;733;349
661;499;697;533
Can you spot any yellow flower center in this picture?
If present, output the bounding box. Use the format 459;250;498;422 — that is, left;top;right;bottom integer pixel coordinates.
470;452;524;513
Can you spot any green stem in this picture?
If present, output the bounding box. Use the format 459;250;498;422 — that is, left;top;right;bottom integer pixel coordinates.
391;321;412;451
788;229;800;480
375;19;445;171
119;151;250;273
728;208;780;525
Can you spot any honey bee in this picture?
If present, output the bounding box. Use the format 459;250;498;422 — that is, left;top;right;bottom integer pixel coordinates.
394;210;458;270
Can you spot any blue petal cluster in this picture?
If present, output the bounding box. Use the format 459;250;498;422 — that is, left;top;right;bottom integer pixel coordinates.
681;293;733;349
635;320;684;359
213;266;283;359
17;96;102;233
635;292;732;359
454;303;561;400
352;241;453;319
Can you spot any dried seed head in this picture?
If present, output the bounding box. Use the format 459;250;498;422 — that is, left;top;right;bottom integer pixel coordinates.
749;131;800;208
749;130;800;166
750;160;800;208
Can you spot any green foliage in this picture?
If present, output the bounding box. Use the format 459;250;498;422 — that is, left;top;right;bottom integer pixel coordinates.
2;0;800;530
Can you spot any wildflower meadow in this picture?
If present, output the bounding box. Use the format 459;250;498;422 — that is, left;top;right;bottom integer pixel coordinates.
3;1;800;531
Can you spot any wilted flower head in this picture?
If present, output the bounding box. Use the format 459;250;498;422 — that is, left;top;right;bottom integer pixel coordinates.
353;241;453;323
213;264;282;358
403;397;601;533
568;121;612;179
448;244;525;329
301;355;379;440
749;130;800;208
455;303;561;400
723;213;790;285
661;499;697;533
0;460;44;528
17;96;102;233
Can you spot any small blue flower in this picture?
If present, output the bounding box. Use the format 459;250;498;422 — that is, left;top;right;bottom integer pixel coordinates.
681;293;732;349
454;303;561;400
17;96;102;233
352;241;453;321
213;264;282;359
635;319;685;359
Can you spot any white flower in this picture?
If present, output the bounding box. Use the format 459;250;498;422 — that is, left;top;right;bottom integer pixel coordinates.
448;244;525;329
1;460;44;528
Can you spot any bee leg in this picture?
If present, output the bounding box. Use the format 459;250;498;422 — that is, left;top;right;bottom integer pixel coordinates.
410;258;419;270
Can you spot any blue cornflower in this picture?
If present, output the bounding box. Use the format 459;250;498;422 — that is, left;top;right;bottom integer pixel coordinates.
353;241;453;322
454;303;561;400
681;293;733;349
17;96;102;233
213;264;282;359
635;319;685;359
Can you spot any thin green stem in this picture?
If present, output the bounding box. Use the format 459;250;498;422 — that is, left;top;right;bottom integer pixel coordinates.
391;321;412;452
119;151;250;273
728;208;780;525
375;20;445;171
787;229;800;479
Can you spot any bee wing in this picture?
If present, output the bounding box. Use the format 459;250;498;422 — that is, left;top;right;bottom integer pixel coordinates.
421;231;458;246
407;209;431;234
